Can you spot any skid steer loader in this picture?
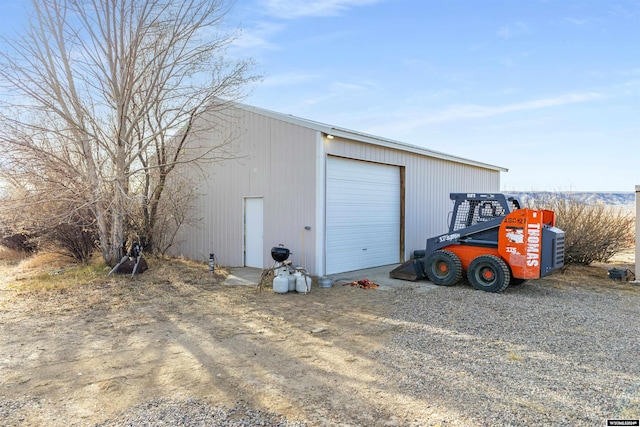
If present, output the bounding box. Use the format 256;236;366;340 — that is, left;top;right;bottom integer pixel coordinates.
390;193;565;292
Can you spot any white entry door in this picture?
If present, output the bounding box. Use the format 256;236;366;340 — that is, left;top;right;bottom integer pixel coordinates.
326;157;400;274
244;197;264;268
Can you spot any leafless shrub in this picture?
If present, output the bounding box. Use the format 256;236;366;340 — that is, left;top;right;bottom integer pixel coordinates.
0;182;98;262
39;222;98;263
525;193;634;265
0;228;38;253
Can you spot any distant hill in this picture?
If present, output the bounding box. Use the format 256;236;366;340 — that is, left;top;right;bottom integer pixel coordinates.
507;191;635;209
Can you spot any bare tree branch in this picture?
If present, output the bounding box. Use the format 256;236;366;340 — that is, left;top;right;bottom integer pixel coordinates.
0;0;257;264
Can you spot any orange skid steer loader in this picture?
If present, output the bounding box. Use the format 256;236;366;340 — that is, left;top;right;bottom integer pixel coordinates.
390;193;565;292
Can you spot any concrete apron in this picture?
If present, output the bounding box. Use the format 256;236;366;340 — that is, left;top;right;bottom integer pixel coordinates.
224;267;264;286
330;264;438;292
224;264;439;292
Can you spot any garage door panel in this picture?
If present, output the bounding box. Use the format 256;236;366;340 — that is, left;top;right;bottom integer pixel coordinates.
326;157;400;274
329;214;397;226
327;225;398;246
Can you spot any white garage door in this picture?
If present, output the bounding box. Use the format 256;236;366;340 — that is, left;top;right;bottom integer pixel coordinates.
326;157;400;274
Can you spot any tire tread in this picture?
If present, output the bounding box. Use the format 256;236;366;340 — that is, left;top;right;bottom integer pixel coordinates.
467;254;510;293
425;250;463;286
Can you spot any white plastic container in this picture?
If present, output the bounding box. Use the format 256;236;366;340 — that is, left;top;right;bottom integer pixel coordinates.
287;272;296;291
295;271;311;294
273;272;289;293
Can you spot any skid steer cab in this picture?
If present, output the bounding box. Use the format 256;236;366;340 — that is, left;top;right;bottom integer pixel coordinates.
390;193;565;293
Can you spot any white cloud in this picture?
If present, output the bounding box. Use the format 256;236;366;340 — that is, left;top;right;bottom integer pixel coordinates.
232;22;284;49
261;72;321;86
607;3;639;18
233;1;382;52
310;80;377;104
438;92;602;122
497;21;531;39
269;79;380;112
369;91;604;132
328;81;377;93
564;17;590;26
260;0;382;19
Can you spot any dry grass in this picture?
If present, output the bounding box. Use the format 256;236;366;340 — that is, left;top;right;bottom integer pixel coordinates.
14;263;107;292
538;248;639;294
605;247;636;265
3;252;107;292
0;252;230;318
1;252;229;294
18;251;73;270
0;250;213;291
1;249;636;296
0;246;30;263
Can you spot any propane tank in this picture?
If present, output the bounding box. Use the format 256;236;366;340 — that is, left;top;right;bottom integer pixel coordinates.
287;269;296;291
273;271;289;294
295;271;310;294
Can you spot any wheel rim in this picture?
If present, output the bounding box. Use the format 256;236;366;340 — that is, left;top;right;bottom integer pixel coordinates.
477;265;496;285
482;268;494;280
434;261;449;278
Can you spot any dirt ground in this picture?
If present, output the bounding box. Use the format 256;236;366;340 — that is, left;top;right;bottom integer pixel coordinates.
0;254;417;426
0;250;637;426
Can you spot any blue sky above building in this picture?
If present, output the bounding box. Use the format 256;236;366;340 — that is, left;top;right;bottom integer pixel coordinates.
229;0;640;191
1;0;638;191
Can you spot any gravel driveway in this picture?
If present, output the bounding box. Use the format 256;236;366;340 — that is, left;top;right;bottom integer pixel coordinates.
95;278;640;427
2;256;639;426
376;281;640;426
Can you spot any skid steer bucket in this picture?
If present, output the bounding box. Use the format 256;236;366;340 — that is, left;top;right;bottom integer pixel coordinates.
389;259;426;281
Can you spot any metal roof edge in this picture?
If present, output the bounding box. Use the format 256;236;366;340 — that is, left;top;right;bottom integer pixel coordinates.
327;126;508;172
227;100;508;173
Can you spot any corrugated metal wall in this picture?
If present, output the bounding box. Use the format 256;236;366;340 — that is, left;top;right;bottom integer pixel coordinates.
324;137;500;261
172;105;501;275
171;107;318;272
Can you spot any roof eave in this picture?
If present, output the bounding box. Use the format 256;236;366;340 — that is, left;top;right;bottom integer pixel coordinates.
229;101;508;173
325;127;508;173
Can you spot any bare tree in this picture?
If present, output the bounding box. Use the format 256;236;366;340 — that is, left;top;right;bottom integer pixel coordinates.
0;0;255;264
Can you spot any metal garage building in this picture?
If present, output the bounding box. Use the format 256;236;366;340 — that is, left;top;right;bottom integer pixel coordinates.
170;102;507;276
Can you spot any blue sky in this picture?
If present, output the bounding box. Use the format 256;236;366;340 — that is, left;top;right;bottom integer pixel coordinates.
1;0;638;191
227;0;639;192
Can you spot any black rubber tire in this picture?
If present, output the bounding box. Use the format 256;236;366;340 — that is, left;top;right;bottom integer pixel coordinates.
509;278;526;286
425;250;463;286
467;255;511;293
